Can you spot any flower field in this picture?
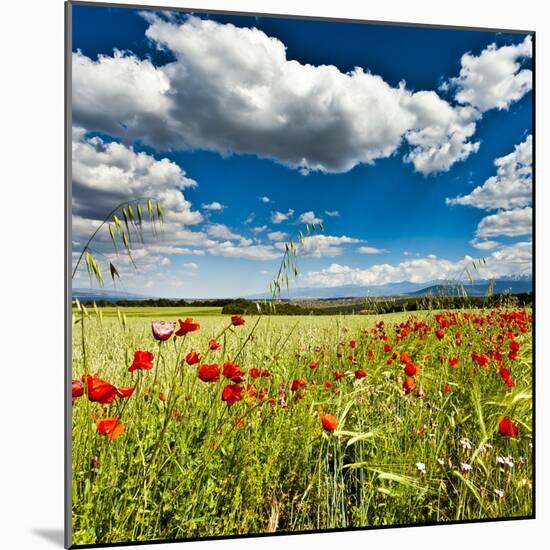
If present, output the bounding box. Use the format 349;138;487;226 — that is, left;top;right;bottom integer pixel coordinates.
71;305;533;545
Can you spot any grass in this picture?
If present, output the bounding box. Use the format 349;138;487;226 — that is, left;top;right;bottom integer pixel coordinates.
71;307;533;545
86;306;224;319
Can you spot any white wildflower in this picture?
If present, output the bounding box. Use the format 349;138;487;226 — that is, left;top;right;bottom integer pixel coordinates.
460;462;473;472
460;438;472;450
494;489;505;498
416;462;426;474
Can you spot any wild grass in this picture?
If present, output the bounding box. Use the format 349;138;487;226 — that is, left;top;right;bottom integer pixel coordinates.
71;308;533;545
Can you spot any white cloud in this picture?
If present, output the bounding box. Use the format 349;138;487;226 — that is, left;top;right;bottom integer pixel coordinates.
258;196;271;203
469;239;501;251
208;241;281;261
299;211;323;224
357;246;387;254
72;127;201;226
448;35;532;112
202;201;225;211
267;231;287;241
286;235;361;258
72;16;493;175
475;207;532;238
304;241;531;287
252;225;268;233
183;262;199;269
271;209;294;224
447;135;532;210
325;210;340;217
206;223;243;241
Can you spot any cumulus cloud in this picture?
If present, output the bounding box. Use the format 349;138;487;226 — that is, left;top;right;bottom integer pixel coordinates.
469;239;501;251
475;207;532;238
72;127;201;225
325;210;340;217
267;231;287;241
71;15;503;175
447;134;532;210
304;241;531;287
277;235;361;258
271;209;294;224
208;241;281;260
447;35;532;112
202;201;225;211
298;211;323;224
183;262;199;269
357;246;387;254
258;196;271;203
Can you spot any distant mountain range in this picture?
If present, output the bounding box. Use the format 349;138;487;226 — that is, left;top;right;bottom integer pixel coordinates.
246;276;532;300
72;288;153;302
73;276;532;303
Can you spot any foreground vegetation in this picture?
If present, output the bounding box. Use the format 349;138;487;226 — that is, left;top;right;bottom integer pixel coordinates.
71;306;533;545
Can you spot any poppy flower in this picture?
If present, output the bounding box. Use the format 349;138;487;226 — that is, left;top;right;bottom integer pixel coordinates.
221;384;243;406
249;367;260;379
354;370;367;379
151;321;175;341
383;344;392;353
333;370;343;381
291;378;306;391
404;363;418;377
72;379;84;402
442;385;451;393
185;351;200;365
325;380;332;389
209;339;221;351
96;417;125;440
231;315;245;326
403;376;417;394
320;413;339;432
175;317;201;337
400;352;412;364
472;352;490;367
309;361;319;369
499;416;519;439
86;375;122;405
499;367;514;388
222;361;245;383
128;350;154;372
117;386;135;398
510;340;520;353
350;340;357;349
435;329;445;340
198;364;220;382
449;357;459;368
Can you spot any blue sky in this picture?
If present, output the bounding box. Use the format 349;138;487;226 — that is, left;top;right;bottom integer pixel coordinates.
71;4;533;298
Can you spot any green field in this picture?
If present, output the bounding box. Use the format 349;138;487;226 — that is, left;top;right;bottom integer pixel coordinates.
71;307;533;545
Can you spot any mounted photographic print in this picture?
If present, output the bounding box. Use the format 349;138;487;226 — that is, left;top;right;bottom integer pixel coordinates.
65;1;535;547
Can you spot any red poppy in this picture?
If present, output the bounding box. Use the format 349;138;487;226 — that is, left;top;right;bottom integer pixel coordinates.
128;350;154;372
198;364;220;382
309;361;319;369
442;385;451;393
350;340;357;349
333;370;343;381
185;351;200;365
400;352;412;364
175;317;201;336
221;384;243;406
117;386;135;398
249;367;260;379
291;378;306;391
499;416;519;439
222;361;245;383
209;339;222;351
499;366;514;388
86;375;122;405
403;376;417;394
449;357;459;368
96;417;125;440
321;413;339;432
325;380;332;389
354;370;367;379
151;321;175;341
72;379;84;402
404;363;418;377
435;329;445;340
510;340;520;353
383;344;392;353
231;315;245;326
